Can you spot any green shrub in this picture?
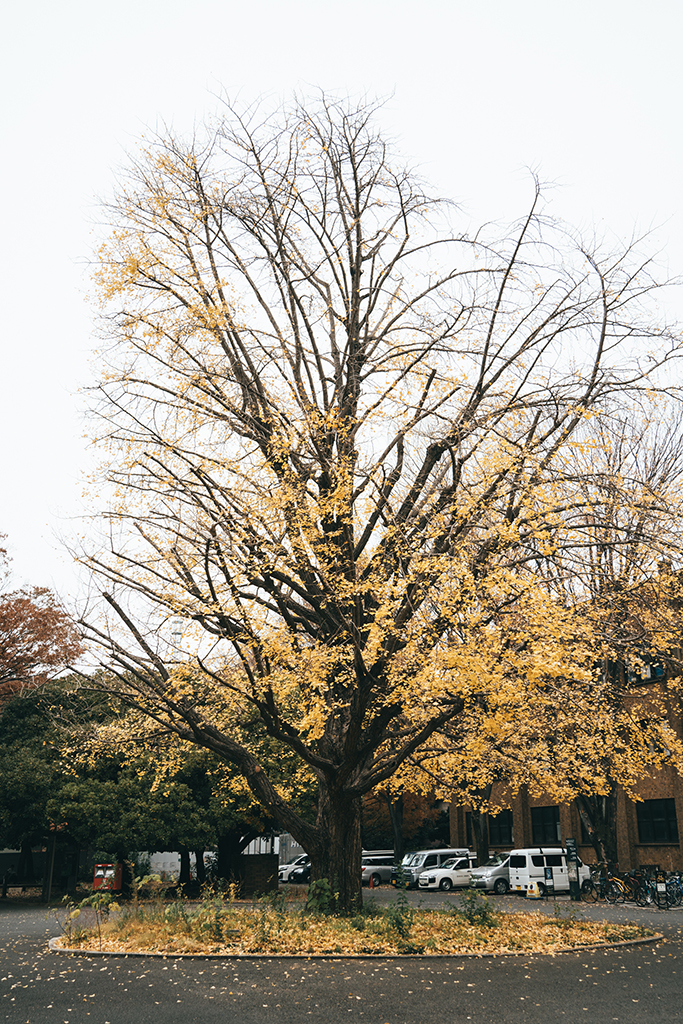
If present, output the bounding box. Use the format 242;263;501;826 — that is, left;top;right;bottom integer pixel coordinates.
193;898;235;942
452;890;499;928
385;891;414;939
163;902;190;926
306;878;336;916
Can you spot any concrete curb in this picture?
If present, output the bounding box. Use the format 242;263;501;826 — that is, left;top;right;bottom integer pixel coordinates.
48;932;664;961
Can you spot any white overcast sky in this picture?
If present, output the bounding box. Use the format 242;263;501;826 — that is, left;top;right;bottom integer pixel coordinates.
1;0;682;604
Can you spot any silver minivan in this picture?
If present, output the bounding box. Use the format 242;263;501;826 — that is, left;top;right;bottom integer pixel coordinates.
361;854;395;887
469;853;510;894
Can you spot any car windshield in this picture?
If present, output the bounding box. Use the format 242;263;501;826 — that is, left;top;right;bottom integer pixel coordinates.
401;853;418;866
482;854;506;867
439;858;459;870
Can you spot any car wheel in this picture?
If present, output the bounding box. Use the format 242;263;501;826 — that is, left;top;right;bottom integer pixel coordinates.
439;877;453;891
371;873;382;888
537;882;546;896
493;878;509;895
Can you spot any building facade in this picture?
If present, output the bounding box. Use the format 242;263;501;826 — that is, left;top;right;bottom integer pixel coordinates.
450;768;683;872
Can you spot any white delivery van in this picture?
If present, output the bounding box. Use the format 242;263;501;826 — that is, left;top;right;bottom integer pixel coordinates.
508;847;590;895
392;848;471;890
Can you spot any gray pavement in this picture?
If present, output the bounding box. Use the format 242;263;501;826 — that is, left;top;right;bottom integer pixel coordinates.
1;893;682;1023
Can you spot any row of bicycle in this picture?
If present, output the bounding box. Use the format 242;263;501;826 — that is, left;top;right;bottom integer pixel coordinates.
581;868;683;909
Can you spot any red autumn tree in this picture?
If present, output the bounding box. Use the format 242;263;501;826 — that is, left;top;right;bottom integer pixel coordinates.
0;539;81;703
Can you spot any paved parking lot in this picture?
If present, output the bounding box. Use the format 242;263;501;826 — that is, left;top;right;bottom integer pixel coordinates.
1;894;682;1023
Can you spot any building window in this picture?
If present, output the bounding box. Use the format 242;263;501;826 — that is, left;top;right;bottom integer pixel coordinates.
636;799;679;844
531;806;561;844
627;657;665;684
488;810;514;846
466;810;514;847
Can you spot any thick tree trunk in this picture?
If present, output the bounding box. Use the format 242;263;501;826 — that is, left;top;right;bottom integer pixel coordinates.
576;793;619;868
199;725;364;913
309;788;363;915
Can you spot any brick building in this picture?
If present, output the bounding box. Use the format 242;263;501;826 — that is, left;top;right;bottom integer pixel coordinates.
450;773;683;872
450;659;683;870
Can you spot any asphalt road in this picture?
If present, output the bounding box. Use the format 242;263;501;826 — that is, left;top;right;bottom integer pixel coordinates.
1;894;682;1024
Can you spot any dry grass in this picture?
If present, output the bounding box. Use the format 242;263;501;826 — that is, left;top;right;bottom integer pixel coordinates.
53;890;654;958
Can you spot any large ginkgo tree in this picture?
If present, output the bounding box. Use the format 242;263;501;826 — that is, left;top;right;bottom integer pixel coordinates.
80;95;683;912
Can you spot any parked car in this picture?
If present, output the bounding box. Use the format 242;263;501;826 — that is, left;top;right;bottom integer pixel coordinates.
392;848;473;890
469;853;510;894
288;858;311;884
508;847;590;895
361;853;395;887
279;854;309;883
286;849;394;887
418;853;477;891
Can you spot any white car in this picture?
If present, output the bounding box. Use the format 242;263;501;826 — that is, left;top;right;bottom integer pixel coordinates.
418;854;476;891
278;854;309;883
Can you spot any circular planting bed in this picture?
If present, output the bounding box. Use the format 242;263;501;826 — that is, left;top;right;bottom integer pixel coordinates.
49;891;656;958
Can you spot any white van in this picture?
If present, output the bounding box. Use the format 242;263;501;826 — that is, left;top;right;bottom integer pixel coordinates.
508;847;590;895
418;851;477;891
391;848;472;890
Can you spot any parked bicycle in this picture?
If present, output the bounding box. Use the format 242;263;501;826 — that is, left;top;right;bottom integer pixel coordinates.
581;865;678;908
581;868;623;904
634;873;674;909
665;872;683;907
